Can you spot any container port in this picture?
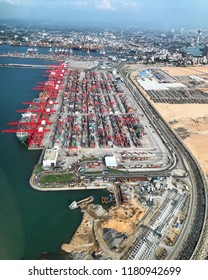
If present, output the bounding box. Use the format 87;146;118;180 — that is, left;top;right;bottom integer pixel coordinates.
1;57;207;261
1;24;208;262
2;59;173;176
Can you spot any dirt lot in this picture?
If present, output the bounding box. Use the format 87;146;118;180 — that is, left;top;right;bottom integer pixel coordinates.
61;203;144;257
101;204;144;234
162;66;208;77
154;103;208;176
130;65;208;177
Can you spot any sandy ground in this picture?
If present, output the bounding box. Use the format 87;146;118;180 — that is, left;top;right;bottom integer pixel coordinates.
154;103;208;176
61;203;145;257
129;65;208;177
61;212;96;254
162;66;208;77
154;104;208;122
101;204;144;234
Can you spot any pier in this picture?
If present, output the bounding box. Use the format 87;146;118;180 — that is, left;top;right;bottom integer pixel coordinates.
69;196;94;210
0;63;50;69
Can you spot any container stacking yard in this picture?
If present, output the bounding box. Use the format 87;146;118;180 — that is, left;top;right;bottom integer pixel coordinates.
2;60;172;174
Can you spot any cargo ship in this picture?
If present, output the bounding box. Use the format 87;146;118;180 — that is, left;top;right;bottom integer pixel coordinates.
2;62;68;149
16;112;38;141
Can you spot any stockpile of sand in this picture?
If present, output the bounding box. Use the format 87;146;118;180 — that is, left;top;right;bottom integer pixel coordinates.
101;205;144;234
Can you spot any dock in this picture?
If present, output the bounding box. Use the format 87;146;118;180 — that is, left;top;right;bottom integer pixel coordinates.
0;63;50;69
69;196;94;210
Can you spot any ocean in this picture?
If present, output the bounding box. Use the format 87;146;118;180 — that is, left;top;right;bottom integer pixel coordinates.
0;54;109;260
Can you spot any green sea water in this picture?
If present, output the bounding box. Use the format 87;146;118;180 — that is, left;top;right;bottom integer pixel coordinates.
0;58;109;259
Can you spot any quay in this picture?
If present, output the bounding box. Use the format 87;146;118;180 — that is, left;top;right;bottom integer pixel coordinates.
0;63;50;69
69;196;94;210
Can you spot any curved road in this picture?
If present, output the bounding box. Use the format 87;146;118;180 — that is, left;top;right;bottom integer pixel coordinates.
119;64;208;260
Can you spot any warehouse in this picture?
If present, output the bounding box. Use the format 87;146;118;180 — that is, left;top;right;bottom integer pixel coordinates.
105;156;117;167
42;147;58;168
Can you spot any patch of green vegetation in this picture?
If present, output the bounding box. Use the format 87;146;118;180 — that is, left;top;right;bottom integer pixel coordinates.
39;173;74;184
108;169;125;174
80;156;99;162
85;171;103;175
33;164;44;175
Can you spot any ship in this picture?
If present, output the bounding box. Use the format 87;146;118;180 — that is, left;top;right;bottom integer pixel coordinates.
68;196;94;210
69;201;78;210
26;47;39;55
16;112;38;141
16;131;28;142
100;49;106;56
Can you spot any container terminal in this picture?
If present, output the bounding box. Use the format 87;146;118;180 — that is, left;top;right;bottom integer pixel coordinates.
2;59;174;176
2;58;207;260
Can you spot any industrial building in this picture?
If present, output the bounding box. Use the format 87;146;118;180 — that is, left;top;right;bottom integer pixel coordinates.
42;147;58;168
105;156;117;167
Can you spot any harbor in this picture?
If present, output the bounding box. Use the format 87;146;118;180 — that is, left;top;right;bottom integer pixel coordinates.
0;63;50;69
0;55;111;259
0;21;207;261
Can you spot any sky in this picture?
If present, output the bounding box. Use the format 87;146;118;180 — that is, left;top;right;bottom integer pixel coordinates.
0;0;208;28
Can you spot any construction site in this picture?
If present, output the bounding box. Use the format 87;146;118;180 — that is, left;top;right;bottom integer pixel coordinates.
61;175;190;260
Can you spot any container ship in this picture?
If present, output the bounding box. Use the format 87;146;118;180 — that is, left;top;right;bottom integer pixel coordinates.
2;63;68;149
16;112;38;141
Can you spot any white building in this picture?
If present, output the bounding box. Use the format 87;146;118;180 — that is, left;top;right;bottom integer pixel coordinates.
42;147;58;168
105;156;117;167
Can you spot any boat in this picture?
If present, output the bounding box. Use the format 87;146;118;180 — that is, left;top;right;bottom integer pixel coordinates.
69;196;94;210
101;197;110;204
69;201;78;210
16;131;28;142
100;49;106;56
101;194;114;204
16;112;38;142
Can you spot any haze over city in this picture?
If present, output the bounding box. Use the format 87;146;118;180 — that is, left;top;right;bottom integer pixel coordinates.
0;0;208;28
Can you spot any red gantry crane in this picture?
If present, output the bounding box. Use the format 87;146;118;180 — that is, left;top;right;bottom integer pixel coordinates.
2;127;51;147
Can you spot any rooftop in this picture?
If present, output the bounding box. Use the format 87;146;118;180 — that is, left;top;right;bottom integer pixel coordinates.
43;148;58;161
105;156;117;167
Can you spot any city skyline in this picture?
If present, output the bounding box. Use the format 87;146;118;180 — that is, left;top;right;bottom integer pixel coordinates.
0;0;208;28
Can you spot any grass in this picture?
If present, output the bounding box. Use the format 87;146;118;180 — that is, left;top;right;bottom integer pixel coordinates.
33;164;44;175
80;156;99;162
108;169;125;174
39;173;74;184
85;171;103;175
